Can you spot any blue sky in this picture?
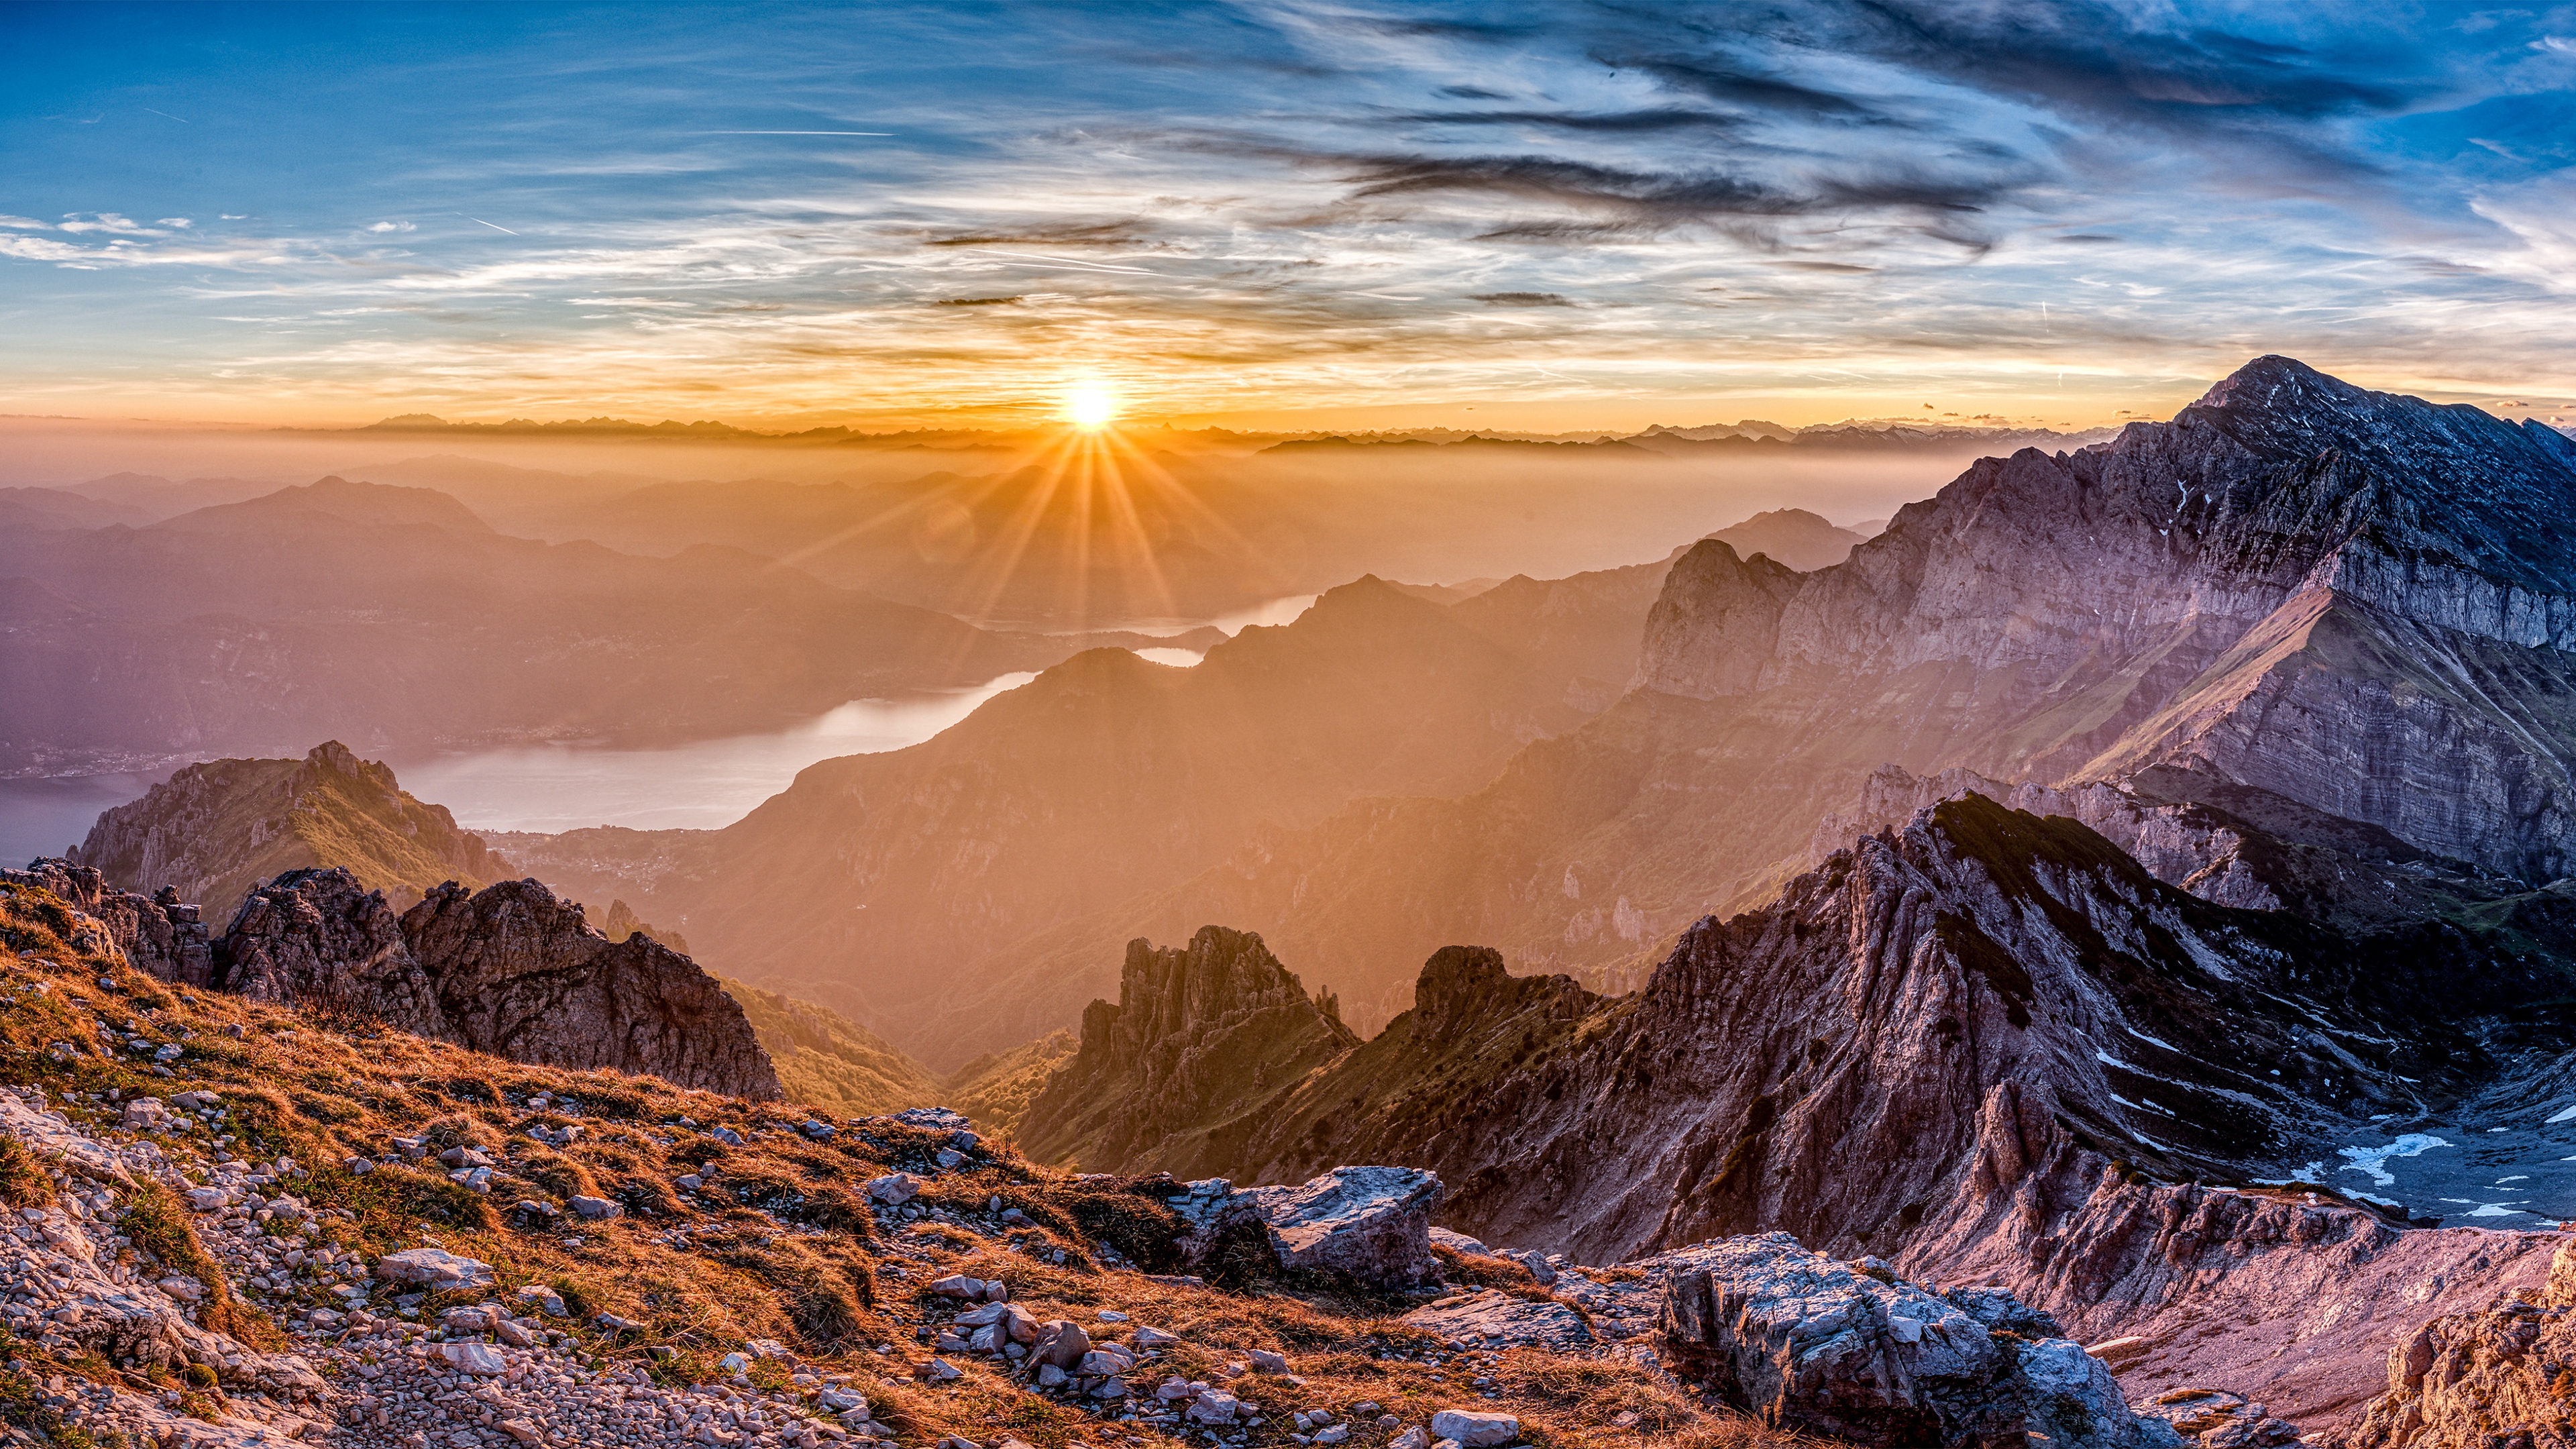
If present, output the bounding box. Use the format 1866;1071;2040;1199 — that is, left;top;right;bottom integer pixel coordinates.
5;1;2576;428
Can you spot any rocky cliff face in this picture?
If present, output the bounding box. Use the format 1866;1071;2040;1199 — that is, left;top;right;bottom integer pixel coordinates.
71;740;511;920
987;359;2576;1034
1015;926;1357;1172
211;867;780;1098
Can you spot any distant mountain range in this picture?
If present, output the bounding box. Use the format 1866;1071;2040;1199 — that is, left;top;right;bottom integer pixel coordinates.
323;413;2123;453
0;476;1201;775
1265;423;2120;457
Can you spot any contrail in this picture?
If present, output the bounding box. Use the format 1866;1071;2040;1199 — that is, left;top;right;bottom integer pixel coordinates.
467;217;519;235
142;108;189;123
704;129;893;136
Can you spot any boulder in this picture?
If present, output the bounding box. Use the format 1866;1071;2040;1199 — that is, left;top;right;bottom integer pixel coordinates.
867;1173;923;1205
1028;1320;1091;1371
1429;1227;1490;1256
1656;1233;2179;1449
439;1341;508;1376
1245;1166;1442;1288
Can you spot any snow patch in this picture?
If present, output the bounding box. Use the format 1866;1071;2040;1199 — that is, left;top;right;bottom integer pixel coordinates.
2548;1104;2576;1124
2337;1134;2451;1187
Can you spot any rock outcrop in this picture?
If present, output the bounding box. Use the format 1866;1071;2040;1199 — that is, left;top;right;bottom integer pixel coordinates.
1165;1165;1444;1289
209;867;780;1098
2;857;213;985
2339;1240;2576;1449
72;740;511;920
1655;1232;2178;1449
1016;926;1358;1172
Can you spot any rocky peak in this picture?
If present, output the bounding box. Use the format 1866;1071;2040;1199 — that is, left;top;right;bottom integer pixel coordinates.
1631;539;1803;699
1014;926;1358;1173
1614;355;2576;881
1409;945;1594;1043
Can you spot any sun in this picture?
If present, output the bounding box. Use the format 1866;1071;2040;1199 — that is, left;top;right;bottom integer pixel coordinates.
1065;384;1118;429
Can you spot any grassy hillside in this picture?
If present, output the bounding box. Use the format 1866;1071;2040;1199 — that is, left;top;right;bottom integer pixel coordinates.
947;1029;1080;1138
722;978;949;1119
72;741;508;920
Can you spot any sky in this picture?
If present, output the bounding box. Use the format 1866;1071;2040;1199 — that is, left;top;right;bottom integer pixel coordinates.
5;1;2576;431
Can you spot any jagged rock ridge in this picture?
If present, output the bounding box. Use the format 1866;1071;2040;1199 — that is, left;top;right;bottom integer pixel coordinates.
218;867;781;1099
1029;791;2576;1428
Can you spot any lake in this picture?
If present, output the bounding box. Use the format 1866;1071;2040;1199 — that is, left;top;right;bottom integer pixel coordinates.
0;598;1288;851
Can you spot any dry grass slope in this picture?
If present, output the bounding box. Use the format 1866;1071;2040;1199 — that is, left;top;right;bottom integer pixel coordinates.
0;876;1811;1449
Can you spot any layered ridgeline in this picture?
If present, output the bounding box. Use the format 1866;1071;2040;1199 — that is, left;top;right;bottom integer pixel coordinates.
504;559;1676;1063
70;740;511;920
1003;356;2576;1022
0;475;1208;775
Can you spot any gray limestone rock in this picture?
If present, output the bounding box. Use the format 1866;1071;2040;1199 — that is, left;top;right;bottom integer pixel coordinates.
1656;1232;2178;1449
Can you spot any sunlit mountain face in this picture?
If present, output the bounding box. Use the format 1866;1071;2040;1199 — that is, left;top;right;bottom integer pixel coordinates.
17;11;2576;1449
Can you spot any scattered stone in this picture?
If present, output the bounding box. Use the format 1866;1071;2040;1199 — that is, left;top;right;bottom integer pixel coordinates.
1428;1411;1516;1447
376;1247;496;1290
867;1172;924;1205
438;1340;508;1376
